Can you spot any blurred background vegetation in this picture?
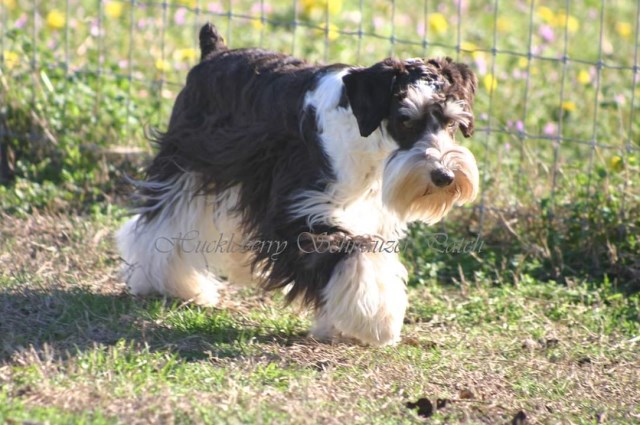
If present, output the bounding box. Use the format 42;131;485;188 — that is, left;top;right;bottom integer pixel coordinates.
1;0;639;291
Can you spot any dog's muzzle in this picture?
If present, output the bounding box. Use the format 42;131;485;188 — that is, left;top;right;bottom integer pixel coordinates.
430;168;455;187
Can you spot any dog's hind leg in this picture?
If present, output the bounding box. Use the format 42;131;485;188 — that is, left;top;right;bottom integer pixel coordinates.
117;212;223;305
116;174;235;305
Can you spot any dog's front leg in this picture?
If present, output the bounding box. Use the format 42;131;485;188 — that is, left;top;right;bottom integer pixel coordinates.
311;250;408;347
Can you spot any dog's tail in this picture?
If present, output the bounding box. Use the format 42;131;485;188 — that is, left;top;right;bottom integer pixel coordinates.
199;22;227;60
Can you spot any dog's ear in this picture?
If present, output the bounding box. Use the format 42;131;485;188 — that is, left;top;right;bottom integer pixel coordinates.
343;60;402;138
432;58;477;138
453;62;477;138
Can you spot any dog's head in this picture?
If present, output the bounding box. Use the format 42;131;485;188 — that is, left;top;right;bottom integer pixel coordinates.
342;57;479;224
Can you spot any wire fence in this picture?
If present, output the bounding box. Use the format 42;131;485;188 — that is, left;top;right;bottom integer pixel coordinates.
1;0;639;238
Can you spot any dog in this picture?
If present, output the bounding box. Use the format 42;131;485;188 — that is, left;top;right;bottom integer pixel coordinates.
116;23;479;346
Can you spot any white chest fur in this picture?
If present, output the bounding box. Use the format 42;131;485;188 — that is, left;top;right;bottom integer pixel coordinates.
292;70;406;239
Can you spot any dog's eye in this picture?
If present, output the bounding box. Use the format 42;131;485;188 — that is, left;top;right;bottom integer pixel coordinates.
398;114;415;128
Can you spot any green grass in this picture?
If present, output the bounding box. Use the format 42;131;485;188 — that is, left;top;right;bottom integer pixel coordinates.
1;212;638;424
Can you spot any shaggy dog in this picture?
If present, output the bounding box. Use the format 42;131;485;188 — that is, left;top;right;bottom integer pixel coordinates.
117;23;479;346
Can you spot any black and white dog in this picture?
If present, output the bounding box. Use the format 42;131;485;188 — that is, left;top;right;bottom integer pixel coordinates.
117;23;479;346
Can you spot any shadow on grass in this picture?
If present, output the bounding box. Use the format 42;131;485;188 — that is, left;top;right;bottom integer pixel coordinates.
0;287;306;362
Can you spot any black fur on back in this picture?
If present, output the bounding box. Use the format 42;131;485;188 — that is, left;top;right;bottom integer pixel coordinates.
136;24;353;308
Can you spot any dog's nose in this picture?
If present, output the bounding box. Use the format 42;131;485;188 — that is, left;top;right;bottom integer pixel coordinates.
430;168;455;187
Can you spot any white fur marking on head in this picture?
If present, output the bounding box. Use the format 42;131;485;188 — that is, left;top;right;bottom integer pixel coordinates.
405;58;425;65
399;81;437;120
443;99;472;127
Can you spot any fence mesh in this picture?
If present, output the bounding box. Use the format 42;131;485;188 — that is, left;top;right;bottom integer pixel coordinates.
1;1;639;267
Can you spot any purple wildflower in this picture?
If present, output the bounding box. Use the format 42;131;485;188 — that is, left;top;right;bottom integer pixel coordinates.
15;14;27;29
539;25;555;43
543;122;557;136
174;7;187;25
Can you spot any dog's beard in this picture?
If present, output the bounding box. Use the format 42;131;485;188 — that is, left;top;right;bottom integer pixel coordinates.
382;144;479;224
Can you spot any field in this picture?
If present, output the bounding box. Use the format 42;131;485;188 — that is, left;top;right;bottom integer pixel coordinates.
1;212;639;423
1;0;640;423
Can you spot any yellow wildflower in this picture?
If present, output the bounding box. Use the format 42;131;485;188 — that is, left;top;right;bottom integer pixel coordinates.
537;6;555;24
428;13;448;35
252;18;265;31
561;101;576;112
3;50;19;70
46;9;66;30
320;23;340;41
483;74;497;93
609;155;623;172
175;0;196;7
300;0;342;17
105;1;124;19
616;22;632;39
460;41;477;51
554;12;579;33
155;58;170;72
577;70;591;85
460;41;484;60
518;57;529;68
497;17;512;33
2;0;16;10
173;48;198;62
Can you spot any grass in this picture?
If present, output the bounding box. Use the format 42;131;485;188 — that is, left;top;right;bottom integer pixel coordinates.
1;0;640;423
1;212;639;424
